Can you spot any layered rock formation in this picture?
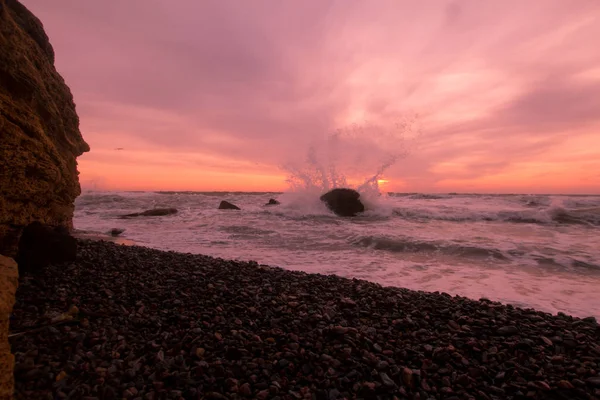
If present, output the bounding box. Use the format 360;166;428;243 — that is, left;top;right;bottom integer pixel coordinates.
0;255;18;399
0;0;89;257
1;1;89;396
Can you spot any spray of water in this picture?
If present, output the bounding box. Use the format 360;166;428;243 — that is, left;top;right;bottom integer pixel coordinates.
278;115;421;214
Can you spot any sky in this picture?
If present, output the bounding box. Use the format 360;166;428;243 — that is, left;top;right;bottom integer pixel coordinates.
22;0;600;193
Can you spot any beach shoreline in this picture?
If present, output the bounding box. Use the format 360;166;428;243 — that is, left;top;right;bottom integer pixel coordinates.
72;231;136;246
9;239;600;399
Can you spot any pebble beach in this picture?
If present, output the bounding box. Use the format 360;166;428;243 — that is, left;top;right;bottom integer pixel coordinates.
9;239;600;399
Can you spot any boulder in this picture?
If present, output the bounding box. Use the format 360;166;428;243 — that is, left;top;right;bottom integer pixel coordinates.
120;208;178;218
0;0;89;258
0;255;18;399
265;199;280;206
218;201;241;210
16;221;77;272
109;228;125;237
320;188;365;217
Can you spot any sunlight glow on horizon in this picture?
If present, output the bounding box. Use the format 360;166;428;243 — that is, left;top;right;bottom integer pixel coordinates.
21;0;600;194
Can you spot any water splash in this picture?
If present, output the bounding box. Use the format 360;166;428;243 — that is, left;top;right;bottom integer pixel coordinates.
282;117;421;199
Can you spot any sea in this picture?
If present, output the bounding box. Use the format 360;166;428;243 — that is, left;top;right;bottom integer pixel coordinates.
73;189;600;319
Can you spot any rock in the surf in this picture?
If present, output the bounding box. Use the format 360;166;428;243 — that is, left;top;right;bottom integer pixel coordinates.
265;199;280;206
0;0;89;257
219;201;241;210
108;228;125;236
16;222;77;272
120;208;178;218
320;188;365;217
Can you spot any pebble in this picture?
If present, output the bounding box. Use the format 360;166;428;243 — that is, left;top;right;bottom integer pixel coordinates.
9;239;600;400
497;325;519;335
587;377;600;388
239;383;252;396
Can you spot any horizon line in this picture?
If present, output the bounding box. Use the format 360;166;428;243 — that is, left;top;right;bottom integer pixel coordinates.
79;189;600;197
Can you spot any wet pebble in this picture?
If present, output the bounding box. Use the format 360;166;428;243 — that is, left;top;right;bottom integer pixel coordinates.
9;239;600;400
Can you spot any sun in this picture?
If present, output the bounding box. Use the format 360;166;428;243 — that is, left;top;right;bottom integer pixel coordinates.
377;179;389;185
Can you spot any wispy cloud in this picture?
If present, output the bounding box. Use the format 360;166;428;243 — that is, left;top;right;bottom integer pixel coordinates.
22;0;600;193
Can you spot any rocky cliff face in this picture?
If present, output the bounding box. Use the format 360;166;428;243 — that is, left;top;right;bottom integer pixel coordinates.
0;0;89;257
0;255;18;399
1;1;88;396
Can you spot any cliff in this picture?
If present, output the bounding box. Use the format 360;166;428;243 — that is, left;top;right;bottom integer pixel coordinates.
0;256;17;399
1;0;89;397
0;0;89;257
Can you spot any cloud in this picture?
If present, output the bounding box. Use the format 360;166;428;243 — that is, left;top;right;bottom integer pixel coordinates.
21;0;600;192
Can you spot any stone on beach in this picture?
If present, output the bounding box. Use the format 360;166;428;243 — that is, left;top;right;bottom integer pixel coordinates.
9;239;600;399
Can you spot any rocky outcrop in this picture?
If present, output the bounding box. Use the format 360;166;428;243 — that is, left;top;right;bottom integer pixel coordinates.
120;208;178;218
16;221;77;272
218;201;240;210
0;255;18;399
320;188;365;217
108;228;125;237
265;199;280;206
0;0;90;258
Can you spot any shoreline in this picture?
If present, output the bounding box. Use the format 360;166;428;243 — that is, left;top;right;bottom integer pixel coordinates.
72;231;136;246
9;239;600;399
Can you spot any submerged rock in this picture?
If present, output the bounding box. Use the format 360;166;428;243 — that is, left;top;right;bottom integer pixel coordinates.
265;199;280;206
0;0;89;257
108;228;125;237
320;188;365;217
16;222;77;272
120;208;178;218
219;201;241;210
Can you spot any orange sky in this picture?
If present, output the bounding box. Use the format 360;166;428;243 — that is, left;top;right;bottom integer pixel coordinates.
23;0;600;194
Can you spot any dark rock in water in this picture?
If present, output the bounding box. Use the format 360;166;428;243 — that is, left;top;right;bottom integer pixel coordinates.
108;228;125;237
320;188;365;217
120;208;178;218
16;222;77;272
219;201;240;210
265;199;280;206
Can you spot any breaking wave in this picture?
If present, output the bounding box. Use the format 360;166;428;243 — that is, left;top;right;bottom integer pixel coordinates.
350;235;508;260
392;203;600;226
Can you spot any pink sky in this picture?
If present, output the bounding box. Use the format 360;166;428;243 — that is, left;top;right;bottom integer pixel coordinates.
23;0;600;193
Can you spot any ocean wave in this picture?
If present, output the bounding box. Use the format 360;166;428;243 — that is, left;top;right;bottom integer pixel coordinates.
534;256;600;271
392;205;600;226
221;225;275;236
518;195;550;207
407;194;448;200
76;193;128;206
571;259;600;270
351;235;508;260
